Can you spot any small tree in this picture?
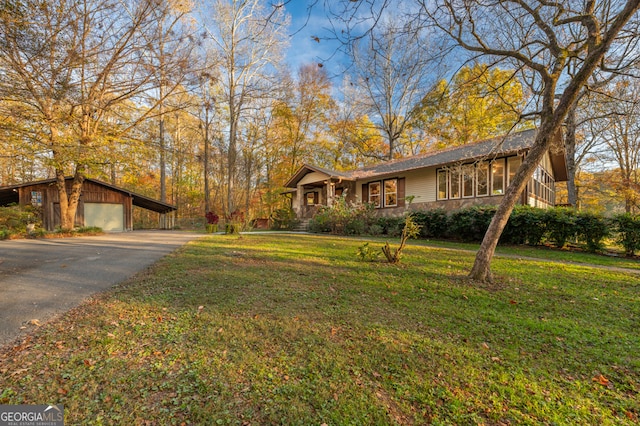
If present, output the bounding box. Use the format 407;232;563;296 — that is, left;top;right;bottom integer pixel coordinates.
382;215;421;264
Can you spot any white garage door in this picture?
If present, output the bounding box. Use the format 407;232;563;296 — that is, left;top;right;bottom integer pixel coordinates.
84;203;124;231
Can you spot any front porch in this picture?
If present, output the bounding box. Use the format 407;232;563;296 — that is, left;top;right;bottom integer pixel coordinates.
293;180;357;219
284;164;357;220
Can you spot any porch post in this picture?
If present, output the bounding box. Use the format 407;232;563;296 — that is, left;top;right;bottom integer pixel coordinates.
296;184;304;217
326;181;334;207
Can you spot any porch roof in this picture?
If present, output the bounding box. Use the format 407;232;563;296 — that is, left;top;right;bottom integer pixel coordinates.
284;164;354;188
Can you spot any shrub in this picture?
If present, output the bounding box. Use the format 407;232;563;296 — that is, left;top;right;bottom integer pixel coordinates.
375;216;405;237
308;211;332;233
270;208;298;230
502;205;547;245
612;213;640;256
412;208;449;239
356;242;380;261
448;205;496;242
308;196;376;235
575;211;609;253
0;204;41;235
544;207;577;248
368;224;383;236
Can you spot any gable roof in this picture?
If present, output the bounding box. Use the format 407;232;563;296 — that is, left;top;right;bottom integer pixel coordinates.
284;164;354;188
0;177;177;214
285;129;567;188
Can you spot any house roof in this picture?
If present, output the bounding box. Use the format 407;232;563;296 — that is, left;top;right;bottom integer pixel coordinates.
0;177;177;214
286;129;567;188
354;129;539;178
284;164;354;188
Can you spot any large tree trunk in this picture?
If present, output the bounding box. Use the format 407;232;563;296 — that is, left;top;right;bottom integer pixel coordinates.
56;170;85;230
468;0;640;282
469;123;560;282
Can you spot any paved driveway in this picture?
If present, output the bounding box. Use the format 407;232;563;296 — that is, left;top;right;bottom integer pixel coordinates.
0;231;203;347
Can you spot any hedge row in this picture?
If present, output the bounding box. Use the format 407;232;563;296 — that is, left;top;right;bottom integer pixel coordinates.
309;203;640;256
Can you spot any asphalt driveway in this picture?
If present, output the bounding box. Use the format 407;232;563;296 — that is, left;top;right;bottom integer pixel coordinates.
0;231;203;347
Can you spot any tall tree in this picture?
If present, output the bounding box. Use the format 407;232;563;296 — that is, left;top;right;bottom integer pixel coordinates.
202;0;289;216
0;0;191;229
272;64;335;175
413;64;527;148
349;16;440;160
590;76;640;213
420;0;640;281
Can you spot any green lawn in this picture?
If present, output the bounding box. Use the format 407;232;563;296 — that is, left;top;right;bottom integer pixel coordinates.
1;234;638;425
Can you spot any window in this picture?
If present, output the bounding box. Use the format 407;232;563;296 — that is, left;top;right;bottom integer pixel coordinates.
476;162;489;197
30;191;42;207
369;182;381;207
507;156;521;187
384;179;397;207
462;165;474;197
437;169;448;200
306;192;317;205
450;167;461;199
529;165;555;205
335;188;344;198
491;160;505;195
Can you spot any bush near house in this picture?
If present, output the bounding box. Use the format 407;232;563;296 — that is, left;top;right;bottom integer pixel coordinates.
0;204;41;239
308;202;640;256
612;213;640;256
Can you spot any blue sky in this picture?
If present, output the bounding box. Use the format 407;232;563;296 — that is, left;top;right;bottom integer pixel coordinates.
282;1;349;79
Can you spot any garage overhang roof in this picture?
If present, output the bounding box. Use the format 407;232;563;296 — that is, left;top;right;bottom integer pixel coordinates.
0;177;177;214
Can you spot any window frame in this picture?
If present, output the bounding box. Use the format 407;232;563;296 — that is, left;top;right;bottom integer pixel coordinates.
450;166;462;199
476;162;489;197
305;191;317;206
491;159;505;195
437;169;449;200
368;181;382;208
462;164;475;198
384;178;398;207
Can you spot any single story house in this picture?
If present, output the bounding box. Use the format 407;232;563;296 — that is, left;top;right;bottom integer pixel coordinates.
0;177;177;231
284;129;568;220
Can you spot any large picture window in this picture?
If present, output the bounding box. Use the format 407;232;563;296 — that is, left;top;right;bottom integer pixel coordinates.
437;169;448;200
369;182;381;207
450;167;461;199
491;160;505;195
462;165;474;198
476;162;489;197
508;156;521;187
437;158;518;201
384;179;398;207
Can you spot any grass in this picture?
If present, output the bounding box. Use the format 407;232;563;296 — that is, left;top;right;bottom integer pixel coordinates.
0;234;638;425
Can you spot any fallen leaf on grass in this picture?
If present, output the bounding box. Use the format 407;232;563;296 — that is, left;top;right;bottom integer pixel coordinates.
28;319;42;327
592;375;609;386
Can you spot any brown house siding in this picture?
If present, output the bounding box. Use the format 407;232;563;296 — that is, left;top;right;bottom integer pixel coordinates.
17;180;133;231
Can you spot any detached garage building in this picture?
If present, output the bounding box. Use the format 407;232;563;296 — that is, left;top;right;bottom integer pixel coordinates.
0;177;177;231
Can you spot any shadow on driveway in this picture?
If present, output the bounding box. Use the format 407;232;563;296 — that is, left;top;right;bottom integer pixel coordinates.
0;231;203;347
